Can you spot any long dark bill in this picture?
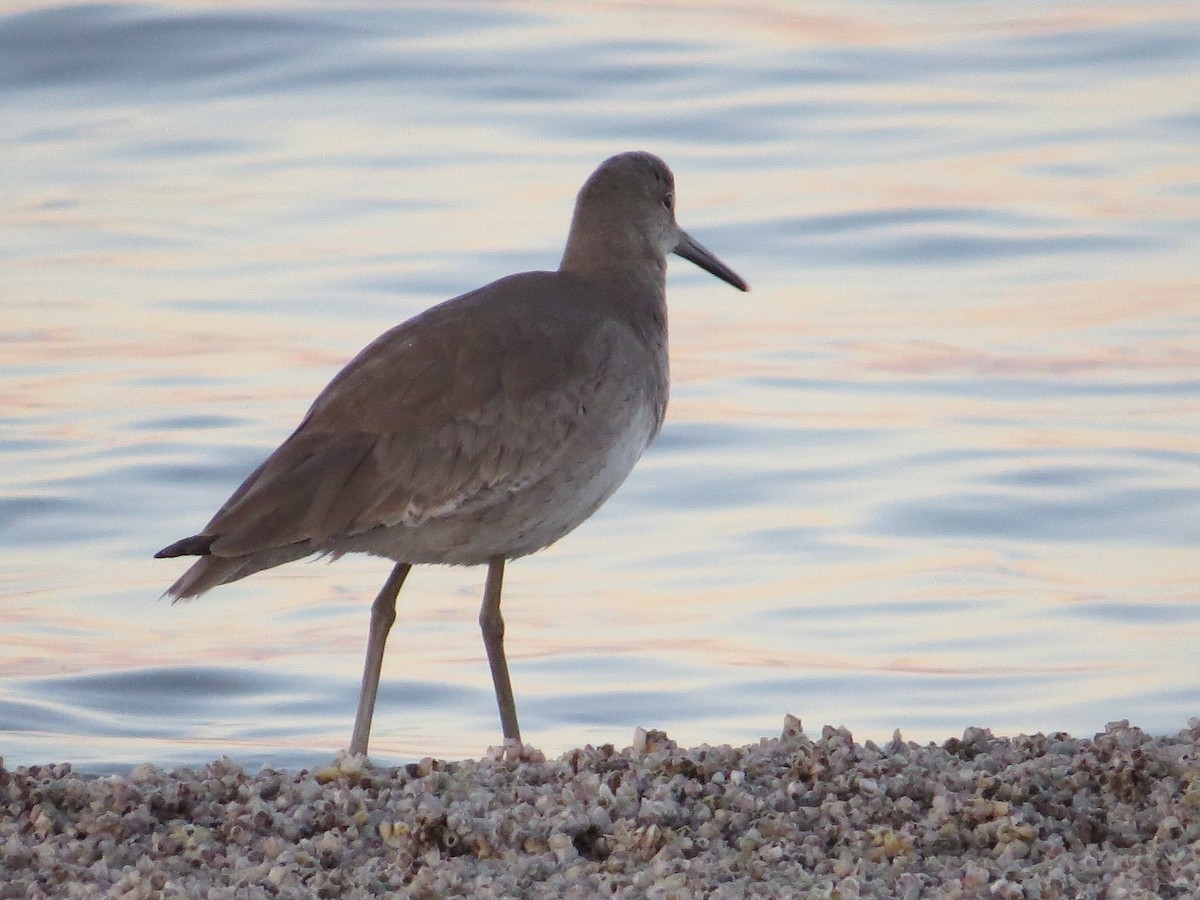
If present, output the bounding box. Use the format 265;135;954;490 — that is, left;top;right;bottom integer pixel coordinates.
673;230;749;292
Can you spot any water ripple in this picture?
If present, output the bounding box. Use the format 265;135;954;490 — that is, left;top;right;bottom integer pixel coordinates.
2;0;1197;768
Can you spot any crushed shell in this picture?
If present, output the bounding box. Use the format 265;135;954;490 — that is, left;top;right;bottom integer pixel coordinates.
2;717;1199;898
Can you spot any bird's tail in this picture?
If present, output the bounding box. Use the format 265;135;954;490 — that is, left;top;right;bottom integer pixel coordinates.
156;535;312;601
163;555;248;601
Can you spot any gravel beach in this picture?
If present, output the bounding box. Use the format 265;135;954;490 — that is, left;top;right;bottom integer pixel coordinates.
3;718;1197;898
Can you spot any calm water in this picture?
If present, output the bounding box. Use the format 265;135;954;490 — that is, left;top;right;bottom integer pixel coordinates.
2;0;1198;773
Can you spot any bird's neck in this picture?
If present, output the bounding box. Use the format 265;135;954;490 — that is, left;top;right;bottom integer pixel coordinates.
560;212;667;295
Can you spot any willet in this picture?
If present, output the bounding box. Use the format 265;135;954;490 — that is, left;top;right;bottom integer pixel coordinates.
157;151;748;756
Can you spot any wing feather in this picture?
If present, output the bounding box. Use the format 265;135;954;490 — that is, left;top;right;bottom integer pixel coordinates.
198;273;623;559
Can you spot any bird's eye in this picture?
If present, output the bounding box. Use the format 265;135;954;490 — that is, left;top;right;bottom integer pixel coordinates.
662;191;674;211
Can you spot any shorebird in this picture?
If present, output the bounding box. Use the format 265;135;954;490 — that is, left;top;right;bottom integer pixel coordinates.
157;151;748;756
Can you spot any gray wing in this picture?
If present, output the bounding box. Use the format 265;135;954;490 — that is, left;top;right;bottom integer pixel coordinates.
197;277;626;559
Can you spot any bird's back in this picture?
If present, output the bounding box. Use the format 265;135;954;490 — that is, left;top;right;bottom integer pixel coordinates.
161;269;668;597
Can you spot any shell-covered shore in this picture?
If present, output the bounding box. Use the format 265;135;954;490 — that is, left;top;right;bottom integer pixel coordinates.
3;718;1198;898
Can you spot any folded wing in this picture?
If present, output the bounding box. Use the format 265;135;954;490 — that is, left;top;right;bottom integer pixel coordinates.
190;274;623;561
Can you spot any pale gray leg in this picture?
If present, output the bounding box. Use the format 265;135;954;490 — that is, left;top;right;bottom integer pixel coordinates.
480;556;521;742
349;562;411;756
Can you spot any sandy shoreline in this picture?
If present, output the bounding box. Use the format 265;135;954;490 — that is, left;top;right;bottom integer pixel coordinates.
2;718;1197;898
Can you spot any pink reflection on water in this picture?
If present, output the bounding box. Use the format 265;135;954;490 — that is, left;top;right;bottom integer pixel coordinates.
841;340;1196;378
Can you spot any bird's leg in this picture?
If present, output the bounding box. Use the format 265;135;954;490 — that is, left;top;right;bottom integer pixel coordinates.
480;556;522;742
349;562;411;757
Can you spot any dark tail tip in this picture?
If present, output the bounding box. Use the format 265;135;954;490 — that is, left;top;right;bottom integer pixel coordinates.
155;534;215;559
